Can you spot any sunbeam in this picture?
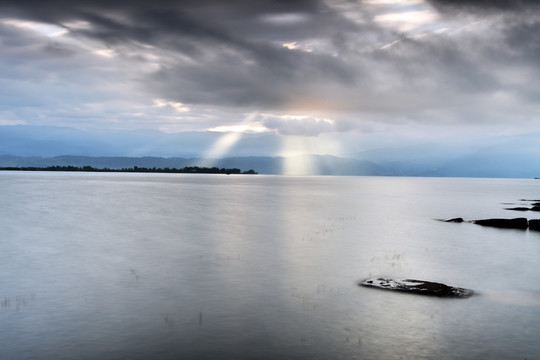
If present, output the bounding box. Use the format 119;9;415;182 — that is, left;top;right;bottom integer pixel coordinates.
199;113;261;167
279;135;343;176
203;132;242;161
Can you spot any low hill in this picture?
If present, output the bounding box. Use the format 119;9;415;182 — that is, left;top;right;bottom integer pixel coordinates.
0;154;385;176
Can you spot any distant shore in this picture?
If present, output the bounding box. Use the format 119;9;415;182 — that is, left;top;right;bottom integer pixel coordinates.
0;165;258;175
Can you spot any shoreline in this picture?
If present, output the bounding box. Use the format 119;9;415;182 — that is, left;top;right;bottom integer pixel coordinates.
0;165;258;175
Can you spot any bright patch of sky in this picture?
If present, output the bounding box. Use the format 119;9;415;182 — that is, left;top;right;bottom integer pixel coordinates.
260;13;309;24
209;124;268;133
1;18;68;37
374;9;439;32
153;99;190;113
282;41;313;52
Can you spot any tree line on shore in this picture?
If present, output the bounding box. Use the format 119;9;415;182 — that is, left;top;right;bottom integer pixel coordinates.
0;165;258;174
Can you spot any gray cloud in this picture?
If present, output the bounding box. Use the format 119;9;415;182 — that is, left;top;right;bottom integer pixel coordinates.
427;0;540;12
0;0;361;108
0;0;539;137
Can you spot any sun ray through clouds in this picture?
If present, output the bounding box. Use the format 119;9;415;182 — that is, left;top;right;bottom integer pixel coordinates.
203;132;242;164
279;134;344;176
200;112;261;167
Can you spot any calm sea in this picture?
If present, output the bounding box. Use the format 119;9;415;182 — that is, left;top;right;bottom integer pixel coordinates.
1;172;540;360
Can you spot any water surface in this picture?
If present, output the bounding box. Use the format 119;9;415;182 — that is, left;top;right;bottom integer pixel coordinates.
1;173;539;359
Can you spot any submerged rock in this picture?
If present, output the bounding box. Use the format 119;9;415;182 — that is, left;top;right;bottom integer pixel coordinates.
473;218;528;230
360;278;473;298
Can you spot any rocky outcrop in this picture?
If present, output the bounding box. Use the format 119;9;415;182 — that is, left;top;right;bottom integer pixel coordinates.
443;217;540;230
443;217;464;223
529;219;540;231
360;278;473;298
505;198;540;212
505;206;540;211
473;218;529;230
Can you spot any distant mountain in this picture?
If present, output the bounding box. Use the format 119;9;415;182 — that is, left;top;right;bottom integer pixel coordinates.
432;142;540;178
2;125;540;177
0;125;281;158
353;133;540;178
0;154;385;176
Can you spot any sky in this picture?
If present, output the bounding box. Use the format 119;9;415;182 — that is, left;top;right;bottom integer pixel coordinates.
1;0;540;158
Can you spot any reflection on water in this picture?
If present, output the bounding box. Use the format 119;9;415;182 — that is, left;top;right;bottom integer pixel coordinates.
1;173;540;359
481;290;540;307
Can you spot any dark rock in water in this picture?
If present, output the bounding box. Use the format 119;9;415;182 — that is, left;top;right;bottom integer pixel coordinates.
443;217;464;223
531;206;540;212
360;278;473;298
529;219;540;231
473;218;528;229
504;207;531;211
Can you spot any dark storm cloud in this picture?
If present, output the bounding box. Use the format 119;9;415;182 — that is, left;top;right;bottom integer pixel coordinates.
0;0;333;43
151;42;358;108
427;0;540;65
504;20;540;61
426;0;540;95
1;0;540;135
0;0;363;110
